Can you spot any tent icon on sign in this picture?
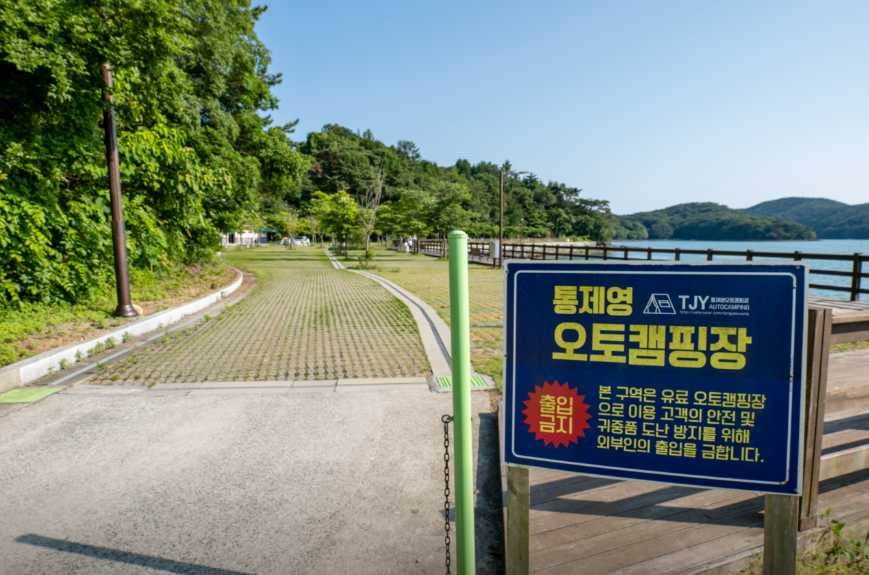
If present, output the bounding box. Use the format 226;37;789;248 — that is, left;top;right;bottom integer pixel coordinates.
643;293;677;315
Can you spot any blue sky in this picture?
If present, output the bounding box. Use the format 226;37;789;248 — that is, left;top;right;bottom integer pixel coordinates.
255;1;869;214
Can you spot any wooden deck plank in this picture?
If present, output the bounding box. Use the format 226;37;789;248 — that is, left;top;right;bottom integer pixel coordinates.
531;487;749;554
658;479;869;575
532;474;869;575
531;492;759;572
821;427;869;452
531;480;696;534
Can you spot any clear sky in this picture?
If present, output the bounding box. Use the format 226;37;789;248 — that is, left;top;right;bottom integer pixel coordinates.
255;1;869;214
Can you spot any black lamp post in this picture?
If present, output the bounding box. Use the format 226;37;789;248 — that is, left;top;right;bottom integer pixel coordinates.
102;63;137;317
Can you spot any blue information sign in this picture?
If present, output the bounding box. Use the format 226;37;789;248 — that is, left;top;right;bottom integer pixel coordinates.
503;262;807;494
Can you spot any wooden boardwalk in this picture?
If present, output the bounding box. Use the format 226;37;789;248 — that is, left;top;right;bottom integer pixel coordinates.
524;349;869;574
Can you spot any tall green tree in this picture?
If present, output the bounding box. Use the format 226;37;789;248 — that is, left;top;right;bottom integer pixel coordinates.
0;0;306;305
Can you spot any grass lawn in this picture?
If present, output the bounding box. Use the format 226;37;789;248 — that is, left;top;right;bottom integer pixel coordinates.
0;260;233;368
352;246;867;389
347;248;506;385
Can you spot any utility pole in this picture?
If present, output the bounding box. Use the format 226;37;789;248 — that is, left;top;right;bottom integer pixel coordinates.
498;169;505;267
498;165;528;268
102;63;137;317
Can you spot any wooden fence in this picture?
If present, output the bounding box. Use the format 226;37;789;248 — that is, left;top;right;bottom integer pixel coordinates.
413;239;868;302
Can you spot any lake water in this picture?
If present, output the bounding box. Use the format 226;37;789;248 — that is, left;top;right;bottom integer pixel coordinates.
614;239;869;301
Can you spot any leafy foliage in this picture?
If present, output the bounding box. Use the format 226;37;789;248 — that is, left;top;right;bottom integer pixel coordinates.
0;2;613;311
0;1;307;306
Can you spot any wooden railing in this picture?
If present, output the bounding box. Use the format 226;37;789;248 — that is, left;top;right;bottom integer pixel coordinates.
413;239;868;302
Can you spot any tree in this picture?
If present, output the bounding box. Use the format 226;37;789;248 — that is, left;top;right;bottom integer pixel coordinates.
313;191;357;255
358;166;384;256
430;181;472;236
0;0;304;305
395;140;420;162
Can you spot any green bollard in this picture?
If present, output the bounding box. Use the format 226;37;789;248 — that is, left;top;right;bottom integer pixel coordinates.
448;230;476;575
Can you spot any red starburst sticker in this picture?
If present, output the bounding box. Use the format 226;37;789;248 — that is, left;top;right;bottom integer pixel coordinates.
523;381;592;447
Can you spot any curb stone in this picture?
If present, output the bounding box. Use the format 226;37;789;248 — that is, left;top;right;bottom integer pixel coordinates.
0;268;244;393
346;264;496;391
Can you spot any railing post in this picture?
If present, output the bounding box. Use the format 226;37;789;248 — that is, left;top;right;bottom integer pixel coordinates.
746;249;753;261
794;251;802;262
603;246;608;261
647;247;652;261
569;245;575;260
763;494;798;575
675;248;681;261
706;249;713;261
799;307;832;530
624;248;629;260
584;246;589;260
851;253;863;302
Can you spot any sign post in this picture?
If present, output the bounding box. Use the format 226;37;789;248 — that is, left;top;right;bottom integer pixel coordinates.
503;261;807;573
448;230;476;575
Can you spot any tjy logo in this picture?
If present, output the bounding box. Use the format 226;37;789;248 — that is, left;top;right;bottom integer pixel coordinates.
679;295;709;311
643;293;677;315
644;293;714;315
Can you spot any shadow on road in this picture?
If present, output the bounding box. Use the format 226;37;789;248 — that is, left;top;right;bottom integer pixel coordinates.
15;534;254;575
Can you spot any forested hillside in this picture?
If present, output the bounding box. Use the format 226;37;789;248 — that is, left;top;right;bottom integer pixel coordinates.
746;197;869;238
615;203;816;241
296;125;613;242
0;1;613;308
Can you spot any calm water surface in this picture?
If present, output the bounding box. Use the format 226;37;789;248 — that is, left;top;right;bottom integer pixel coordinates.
614;239;869;301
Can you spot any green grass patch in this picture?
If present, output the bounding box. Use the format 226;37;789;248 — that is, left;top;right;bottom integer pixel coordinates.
832;340;869;354
0;387;62;404
367;248;506;388
742;519;868;574
436;374;493;391
0;260;231;368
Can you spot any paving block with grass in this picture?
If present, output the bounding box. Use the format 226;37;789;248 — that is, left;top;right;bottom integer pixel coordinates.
92;248;430;385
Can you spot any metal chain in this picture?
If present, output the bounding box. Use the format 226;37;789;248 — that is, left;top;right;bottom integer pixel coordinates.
441;414;454;575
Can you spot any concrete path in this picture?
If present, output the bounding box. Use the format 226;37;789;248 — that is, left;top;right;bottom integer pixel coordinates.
0;248;502;574
0;384;494;574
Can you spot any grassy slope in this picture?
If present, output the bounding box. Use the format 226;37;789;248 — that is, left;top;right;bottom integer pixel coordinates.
0;260;233;367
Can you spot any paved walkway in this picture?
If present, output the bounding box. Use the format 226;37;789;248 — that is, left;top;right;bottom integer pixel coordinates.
92;249;429;384
0;247;501;574
0;384;492;575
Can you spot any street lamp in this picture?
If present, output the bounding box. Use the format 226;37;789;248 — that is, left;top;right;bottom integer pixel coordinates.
498;167;529;267
102;63;137;317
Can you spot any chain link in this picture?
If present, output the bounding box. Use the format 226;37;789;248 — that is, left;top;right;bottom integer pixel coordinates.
441;414;454;575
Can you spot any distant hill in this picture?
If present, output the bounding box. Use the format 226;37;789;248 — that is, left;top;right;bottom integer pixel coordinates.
614;202;816;241
745;197;869;239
